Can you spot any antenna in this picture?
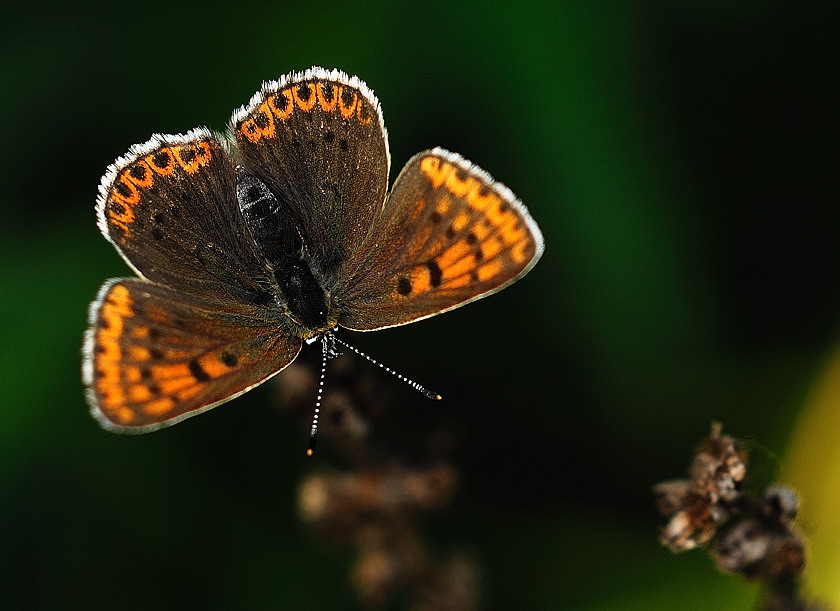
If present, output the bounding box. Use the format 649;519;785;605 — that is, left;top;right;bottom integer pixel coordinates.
305;330;441;456
332;335;442;401
305;335;333;457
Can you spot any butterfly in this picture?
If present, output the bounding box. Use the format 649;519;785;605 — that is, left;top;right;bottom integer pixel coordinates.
83;67;544;444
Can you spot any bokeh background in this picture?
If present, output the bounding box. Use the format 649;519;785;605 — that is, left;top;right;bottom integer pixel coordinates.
1;2;838;609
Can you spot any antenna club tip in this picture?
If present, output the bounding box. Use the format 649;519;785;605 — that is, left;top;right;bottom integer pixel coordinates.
434;394;443;400
306;448;315;457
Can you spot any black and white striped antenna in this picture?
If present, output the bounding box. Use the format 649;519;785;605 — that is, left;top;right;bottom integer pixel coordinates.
305;330;441;456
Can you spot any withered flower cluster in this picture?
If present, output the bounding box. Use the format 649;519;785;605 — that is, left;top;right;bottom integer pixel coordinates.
654;423;823;611
276;353;481;610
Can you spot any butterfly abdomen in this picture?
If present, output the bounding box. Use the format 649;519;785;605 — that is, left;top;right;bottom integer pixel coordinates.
273;262;329;331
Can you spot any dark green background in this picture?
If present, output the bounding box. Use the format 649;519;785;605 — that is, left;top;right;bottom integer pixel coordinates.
1;2;836;609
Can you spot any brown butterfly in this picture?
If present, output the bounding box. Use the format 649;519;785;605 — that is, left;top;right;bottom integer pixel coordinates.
83;67;544;443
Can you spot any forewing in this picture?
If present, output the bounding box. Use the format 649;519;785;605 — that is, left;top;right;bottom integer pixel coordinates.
230;67;390;274
83;279;301;432
339;148;544;330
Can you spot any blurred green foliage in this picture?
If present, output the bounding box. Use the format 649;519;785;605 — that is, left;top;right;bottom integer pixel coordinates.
1;1;836;608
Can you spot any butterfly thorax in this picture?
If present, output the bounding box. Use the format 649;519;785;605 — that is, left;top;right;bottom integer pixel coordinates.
236;168;335;339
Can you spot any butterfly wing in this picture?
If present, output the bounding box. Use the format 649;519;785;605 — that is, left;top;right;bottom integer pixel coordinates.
230;67;389;274
339;148;544;331
83;279;302;432
97;128;268;306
